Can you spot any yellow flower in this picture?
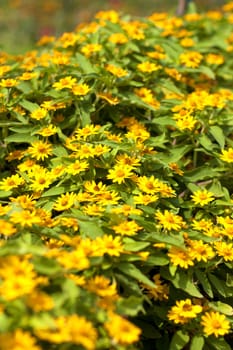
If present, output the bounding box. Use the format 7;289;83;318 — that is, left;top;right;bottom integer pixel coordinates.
168;246;194;269
75;124;101;140
85;275;118;297
179;51;203;68
53;192;76;211
191;189;215;206
0;219;17;236
206;53;224;65
168;299;202;324
133;193;159;205
108;33;128;44
94;235;124;256
19;72;38;80
214;241;233;261
0;330;41;350
0;78;18;87
0;255;45;301
36;124;58;137
112;220;142;236
105;312;141;345
220;147;233;162
107;164;134;184
201;311;230;337
137;61;161;73
83;203;105;216
136;175;160;194
36;314;97;350
97;92;119;105
105;64;128;77
81;43;102;57
30;108;47;120
57;249;90;270
187;240;215;262
72;83;90;96
26;290;54;312
52;76;77;90
27;141;53;161
155;210;185;231
0;174;24;191
141;274;169;301
9;209;41;227
65;160;89;175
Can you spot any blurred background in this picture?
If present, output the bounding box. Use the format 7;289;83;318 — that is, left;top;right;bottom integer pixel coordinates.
0;0;228;53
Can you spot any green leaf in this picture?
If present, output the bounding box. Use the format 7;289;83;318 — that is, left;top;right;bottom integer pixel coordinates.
19;99;40;112
208;274;233;297
123;238;150;252
195;269;213;298
4;133;37;143
41;186;68;197
210;125;225;149
116;296;144;316
117;262;155;288
149;232;184;248
184;166;218;182
199;134;214;151
33;256;62;275
169;330;190;350
208;301;233;316
78;219;104;239
75;53;97;74
190;336;205;350
164;270;203;298
206;337;232;350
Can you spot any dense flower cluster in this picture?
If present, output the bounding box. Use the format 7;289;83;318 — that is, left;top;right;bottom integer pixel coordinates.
1;3;233;350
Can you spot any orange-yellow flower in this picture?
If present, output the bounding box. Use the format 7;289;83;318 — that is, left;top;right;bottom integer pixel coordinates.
201;311;230;337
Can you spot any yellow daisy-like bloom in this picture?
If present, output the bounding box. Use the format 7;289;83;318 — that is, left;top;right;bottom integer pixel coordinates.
36;314;97;350
112;220;142;236
201;311;230;337
94;235;124;257
0;78;18;88
168;246;194;269
0;173;25;191
141;274;169;301
108;32;128;44
137;61;161;73
0;219;17;237
81;43;102;57
36;124;58;137
72;83;90;96
133;193;159;205
97;92;119;105
107;164;134;184
27;141;53;161
85;275;118;297
105;64;128;78
155;210;185;231
220;147;233;162
206;53;224;65
0;329;41;350
104;311;141;345
65;160;89;175
136;175;160;194
19;72;38;80
168;299;202;324
52;76;77;90
30;108;47;120
53;192;76;211
9;209;41;227
179;51;203;68
26;290;54;312
190;189;215;206
214;241;233;261
187;240;215;262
